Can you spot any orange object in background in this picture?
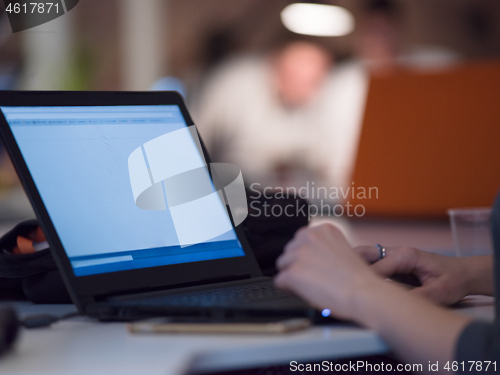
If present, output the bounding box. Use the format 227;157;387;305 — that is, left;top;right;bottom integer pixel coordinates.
12;227;46;254
351;60;500;217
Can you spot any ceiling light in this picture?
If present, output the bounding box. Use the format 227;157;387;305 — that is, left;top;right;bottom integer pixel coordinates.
281;3;355;37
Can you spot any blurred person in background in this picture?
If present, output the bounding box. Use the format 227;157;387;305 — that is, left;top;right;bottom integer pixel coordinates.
0;10;22;90
0;10;34;221
354;0;460;73
193;32;363;197
316;0;464;194
193;0;462;200
333;0;462;111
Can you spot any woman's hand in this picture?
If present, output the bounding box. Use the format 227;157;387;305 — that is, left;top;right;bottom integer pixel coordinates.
275;222;473;371
354;246;494;305
274;223;385;320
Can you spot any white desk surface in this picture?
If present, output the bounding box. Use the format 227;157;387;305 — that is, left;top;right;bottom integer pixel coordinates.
0;220;494;375
0;297;494;375
0;303;388;375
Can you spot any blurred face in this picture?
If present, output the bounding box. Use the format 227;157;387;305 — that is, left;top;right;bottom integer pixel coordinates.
355;14;400;71
273;41;332;107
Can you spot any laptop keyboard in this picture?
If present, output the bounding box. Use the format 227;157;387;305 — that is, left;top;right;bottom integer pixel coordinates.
135;282;291;307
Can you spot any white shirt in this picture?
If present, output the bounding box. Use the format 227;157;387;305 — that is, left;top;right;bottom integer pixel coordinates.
192;56;368;192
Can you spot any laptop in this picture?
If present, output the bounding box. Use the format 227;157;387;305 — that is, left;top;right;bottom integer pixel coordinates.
0;91;318;322
350;60;500;217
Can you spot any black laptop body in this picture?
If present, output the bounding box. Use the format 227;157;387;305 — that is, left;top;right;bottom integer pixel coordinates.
0;91;319;322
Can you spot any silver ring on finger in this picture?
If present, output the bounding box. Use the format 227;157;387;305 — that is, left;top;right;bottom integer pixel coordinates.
375;244;386;261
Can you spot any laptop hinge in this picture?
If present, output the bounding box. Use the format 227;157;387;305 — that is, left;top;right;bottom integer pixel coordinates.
93;274;253;302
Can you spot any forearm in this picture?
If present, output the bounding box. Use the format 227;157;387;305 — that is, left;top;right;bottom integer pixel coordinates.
461;255;494;296
351;279;471;373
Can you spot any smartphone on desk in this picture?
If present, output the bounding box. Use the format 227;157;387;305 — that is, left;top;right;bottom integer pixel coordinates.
128;317;311;335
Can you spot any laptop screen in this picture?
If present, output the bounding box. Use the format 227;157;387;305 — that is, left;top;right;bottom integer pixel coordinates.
0;105;245;277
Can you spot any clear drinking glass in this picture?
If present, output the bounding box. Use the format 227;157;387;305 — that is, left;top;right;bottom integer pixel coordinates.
448;207;493;257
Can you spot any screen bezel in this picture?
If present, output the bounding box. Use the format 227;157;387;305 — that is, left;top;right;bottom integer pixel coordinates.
0;91;262;310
